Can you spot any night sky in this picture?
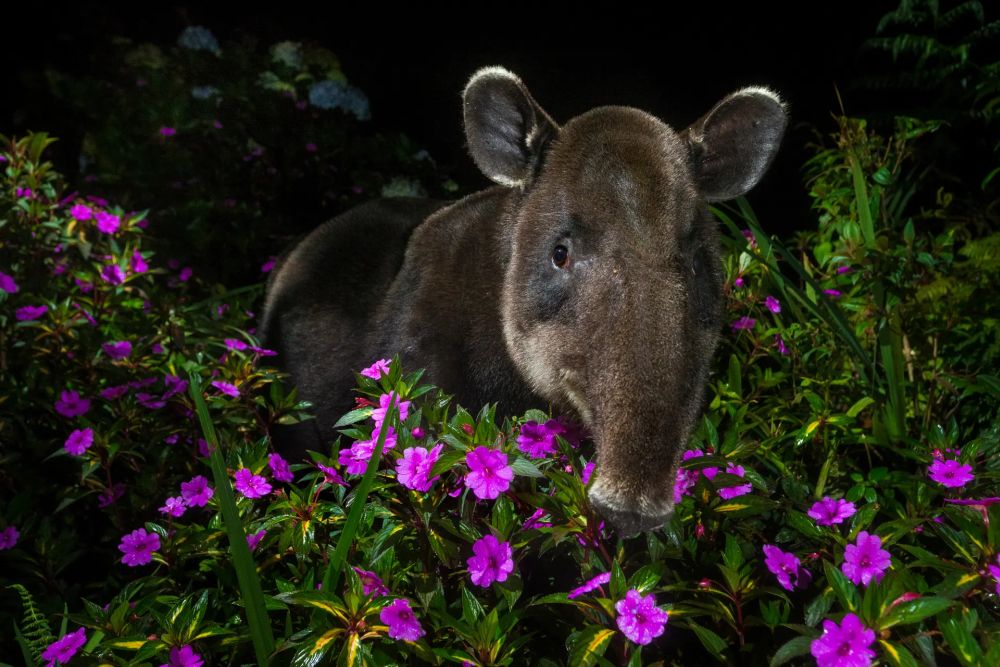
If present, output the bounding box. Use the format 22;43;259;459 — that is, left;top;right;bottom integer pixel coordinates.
6;3;895;236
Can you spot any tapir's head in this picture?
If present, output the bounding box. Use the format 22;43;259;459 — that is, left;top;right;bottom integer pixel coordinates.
463;67;787;535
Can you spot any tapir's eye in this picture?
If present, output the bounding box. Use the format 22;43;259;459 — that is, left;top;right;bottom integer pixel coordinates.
552;244;570;269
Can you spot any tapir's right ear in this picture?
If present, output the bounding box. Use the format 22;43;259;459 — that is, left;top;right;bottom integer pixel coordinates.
463;67;559;189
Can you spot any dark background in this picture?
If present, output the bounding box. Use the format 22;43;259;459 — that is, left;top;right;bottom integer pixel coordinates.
4;3;895;237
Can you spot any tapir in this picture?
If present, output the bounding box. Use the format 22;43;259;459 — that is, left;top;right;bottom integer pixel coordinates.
260;67;787;535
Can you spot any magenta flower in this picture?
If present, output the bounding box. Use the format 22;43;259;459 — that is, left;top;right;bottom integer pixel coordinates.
42;627;87;667
360;358;391;379
119;527;160;566
0;270;18;293
810;612;876;667
0;525;19;550
98;483;126;508
581;460;596;485
162;375;189;399
102;340;132;359
673;467;698;504
126;250;148;275
774;333;789;355
159;644;204;667
100;384;129;400
615;589;669;646
160;126;177;137
70;203;93;220
380;598;426;641
464;447;514;500
211;380;240;398
318;463;347;486
181;475;214;507
372;391;410;427
823;289;842;298
95;211;121;233
224;337;249;351
339;440;376;475
354;567;390;596
101;264;125;285
522;508;551;530
731;316;756;331
987;555;1000;596
247;529;267;551
568;572;611;599
177;266;191;282
55;390;91;418
16;304;48;321
234;468;272;499
717;463;753;499
764;295;781;313
842;531;891;587
65;428;95;456
261;256;276;273
808;497;857;526
928;459;974;488
762;545;812;591
159;496;187;517
268;453;294;482
137;392;166;410
517;420;557;458
467;534;515;587
395;444;443;492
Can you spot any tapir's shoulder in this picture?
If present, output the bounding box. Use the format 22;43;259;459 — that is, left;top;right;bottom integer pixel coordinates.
405;186;513;257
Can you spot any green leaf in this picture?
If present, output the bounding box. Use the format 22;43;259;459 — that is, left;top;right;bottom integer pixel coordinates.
879;640;920;667
939;611;985;667
687;619;727;660
566;626;616;667
429;449;468;478
333;408;373;429
510;457;544;478
822;561;859;613
713;495;777;517
879;596;953;630
769;635;816;667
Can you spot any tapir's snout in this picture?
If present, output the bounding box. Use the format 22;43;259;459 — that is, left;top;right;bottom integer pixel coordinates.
587;482;674;537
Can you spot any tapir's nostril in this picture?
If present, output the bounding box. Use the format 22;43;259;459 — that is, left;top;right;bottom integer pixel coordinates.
588;488;673;537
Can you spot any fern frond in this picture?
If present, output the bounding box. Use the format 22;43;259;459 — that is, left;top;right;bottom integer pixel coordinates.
9;584;55;663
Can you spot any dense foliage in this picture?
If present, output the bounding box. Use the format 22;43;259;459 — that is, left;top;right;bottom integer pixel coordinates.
2;11;1000;667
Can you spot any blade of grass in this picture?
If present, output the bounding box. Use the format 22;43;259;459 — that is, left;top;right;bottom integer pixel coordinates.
188;372;274;665
849;154;876;248
322;402;397;594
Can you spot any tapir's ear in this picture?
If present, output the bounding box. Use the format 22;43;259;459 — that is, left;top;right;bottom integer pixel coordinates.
684;87;787;202
463;67;558;189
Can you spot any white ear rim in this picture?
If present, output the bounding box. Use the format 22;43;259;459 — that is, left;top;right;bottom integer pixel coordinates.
463;66;522;99
731;85;787;112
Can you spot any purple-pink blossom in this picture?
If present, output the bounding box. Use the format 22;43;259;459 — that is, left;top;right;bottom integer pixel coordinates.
16;304;48;321
42;627;87;667
516;420;558;458
101;264;126;285
372;391;410;427
810;612;876;667
615;589;669;646
159;644;204;667
119;527;160;566
774;334;789;355
731;316;756;331
808;497;857;526
354;567;390;596
233;468;272;499
339;440;376;475
95;211;121;233
0;270;18;293
318;463;347;486
65;428;95;456
98;483;126;508
247;529;267;551
360;358;391;379
581;460;596;485
102;340;132;359
268;453;294;482
395;444;443;492
55;389;91;418
762;545;812;591
224;337;249;351
568;571;611;599
465;447;514;500
100;384;129;400
160;126;177;137
261;256;276;273
841;531;891;587
717;463;753;499
823;289;842;298
159;496;187;517
130;250;149;273
467;534;515;587
987;555;1000;597
928;459;974;488
211;380;239;398
70;203;93;220
764;295;781;313
380;598;426;641
0;525;19;550
180;475;214;507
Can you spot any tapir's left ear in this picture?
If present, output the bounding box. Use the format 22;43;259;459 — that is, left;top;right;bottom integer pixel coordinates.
684;87;787;202
463;67;559;189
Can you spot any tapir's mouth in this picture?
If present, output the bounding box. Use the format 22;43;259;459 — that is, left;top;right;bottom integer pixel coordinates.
587;483;674;536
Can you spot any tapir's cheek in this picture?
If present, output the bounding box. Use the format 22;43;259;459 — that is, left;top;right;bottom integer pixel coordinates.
527;271;571;322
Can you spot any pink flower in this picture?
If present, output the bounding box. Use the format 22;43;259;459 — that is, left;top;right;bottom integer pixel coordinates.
102;340;132;359
0;270;18;293
0;525;19;550
581;460;596;485
318;463;347;486
380;598;425;641
100;384;129;400
841;531;891;587
516;420;557;458
180;475;214;507
65;428;95;456
98;483;126;508
95;211;121;233
211;380;239;398
70;203;93;220
774;334;789;355
615;589;669;645
16;304;48;321
464;447;514;500
764;295;781;313
731;316;756;331
178;267;193;282
522;508;551;530
836;265;852;274
159;644;203;667
55;390;91;418
810;612;876;667
823;289;842;298
101;264;125;285
42;627;87;667
762;545;811;591
162;375;189;399
247;529;267;551
260;256;276;273
987;555;1000;596
717;463;752;499
159;126;177;137
159;496;187;517
568;572;611;599
360;358;391;379
233;468;272;499
467;534;515;587
372;391;410;427
395;444;443;492
928;459;974;488
224;338;249;351
354;567;390;596
268;453;294;482
129;250;148;273
339;440;376;475
808;497;857;526
119;527;160;566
